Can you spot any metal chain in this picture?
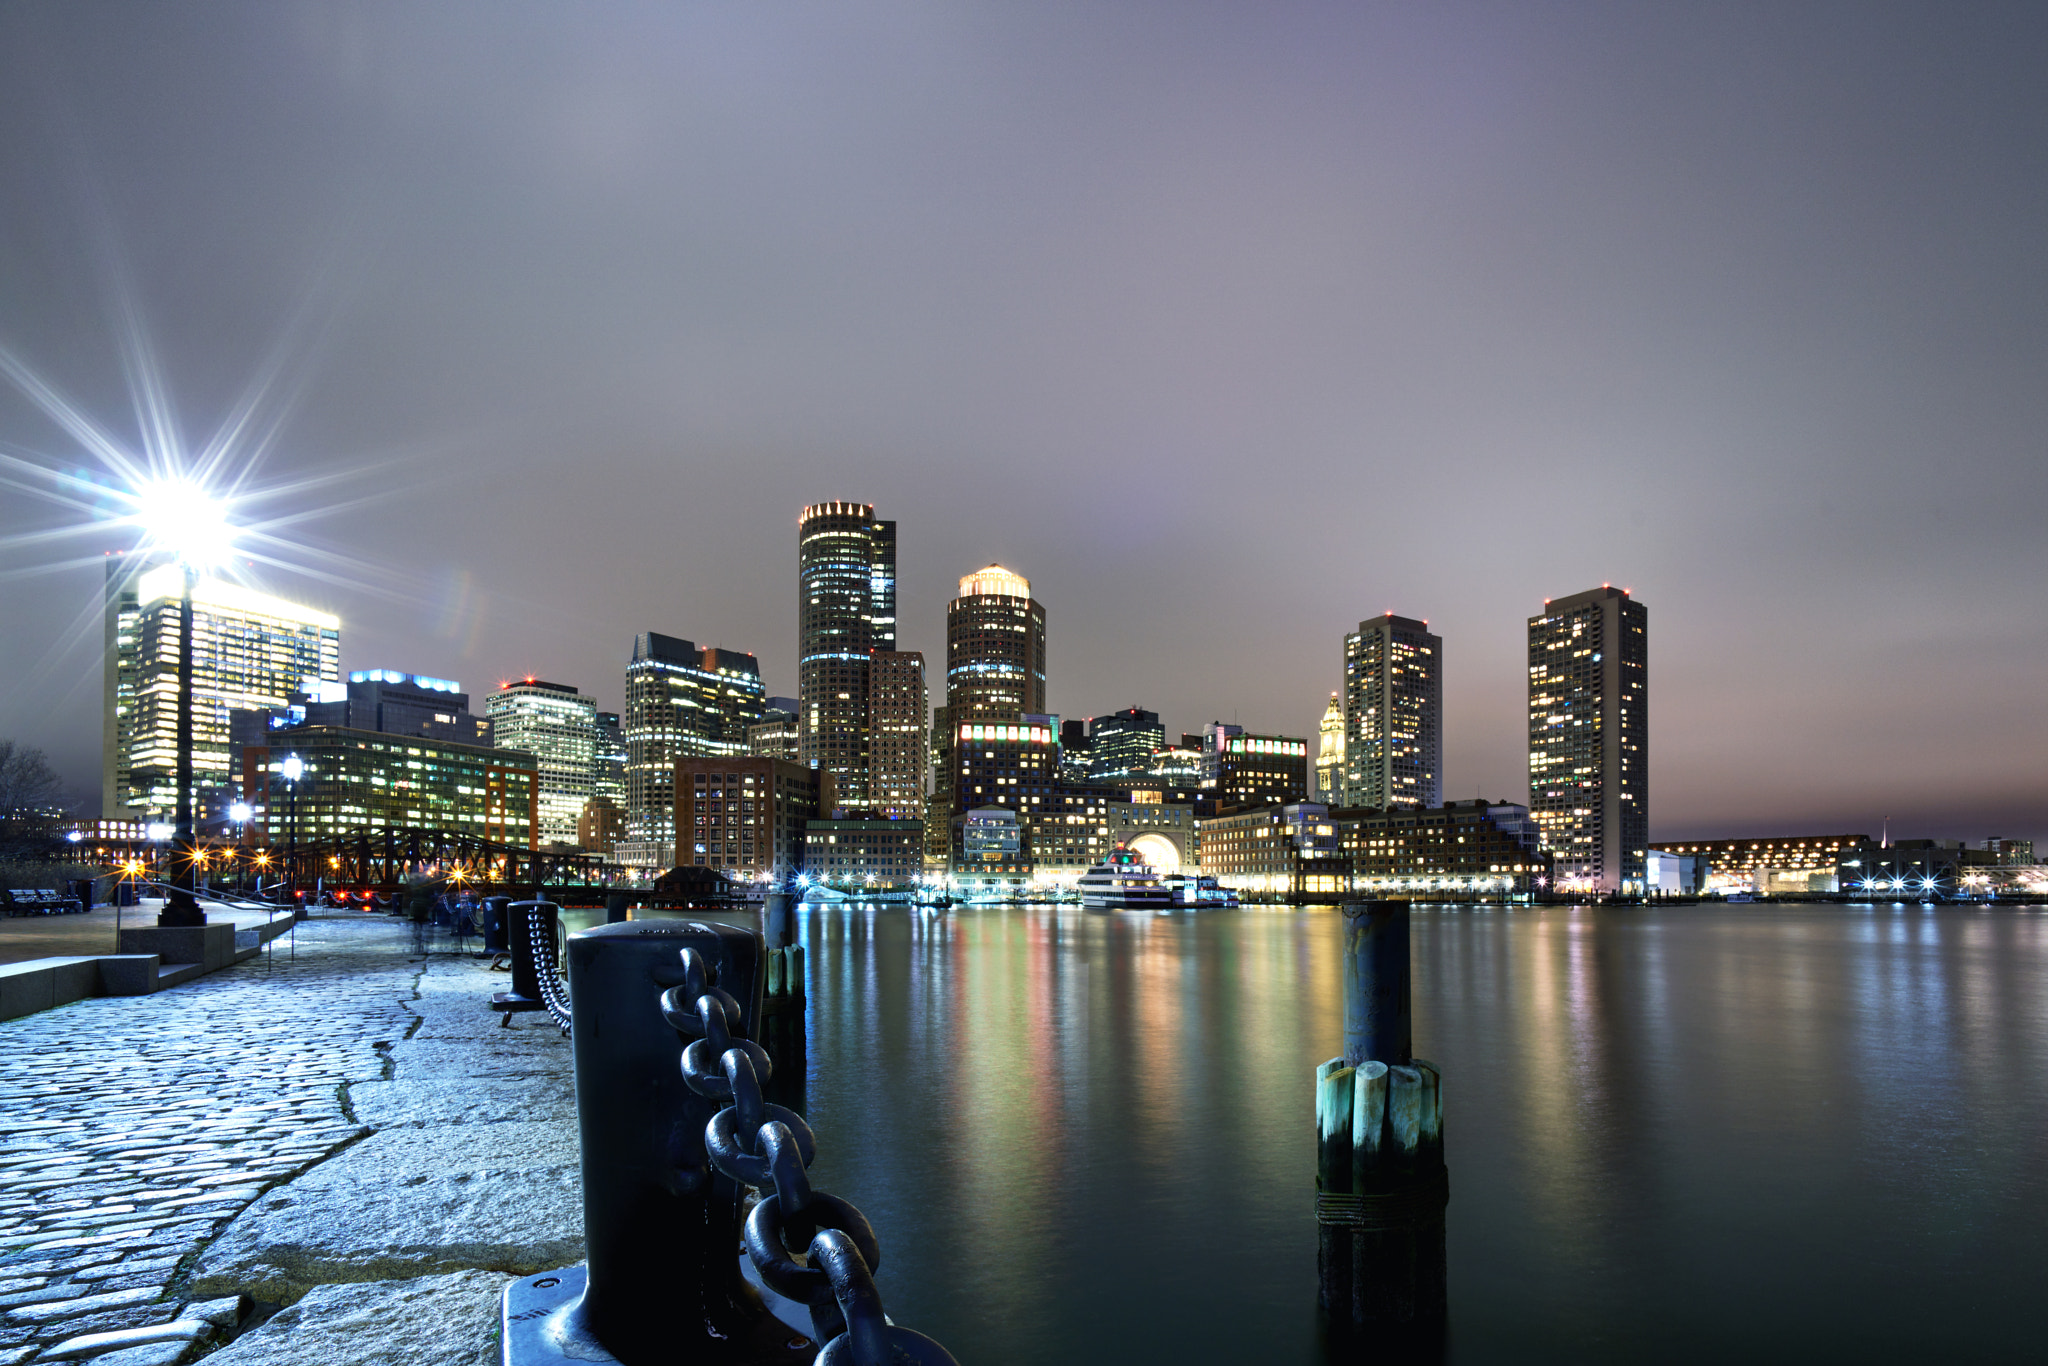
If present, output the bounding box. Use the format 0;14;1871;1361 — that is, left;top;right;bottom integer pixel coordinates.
527;905;572;1035
663;947;958;1366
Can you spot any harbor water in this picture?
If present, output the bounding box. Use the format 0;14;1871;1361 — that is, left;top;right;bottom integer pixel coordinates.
575;903;2048;1363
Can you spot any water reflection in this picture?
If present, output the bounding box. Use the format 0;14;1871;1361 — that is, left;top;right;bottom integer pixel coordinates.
576;903;2048;1364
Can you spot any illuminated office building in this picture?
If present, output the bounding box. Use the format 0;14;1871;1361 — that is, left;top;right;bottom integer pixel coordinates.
1528;586;1647;894
930;564;1045;851
945;565;1046;717
105;556;340;819
1214;732;1309;810
1342;614;1441;811
798;502;896;806
240;729;536;849
485;679;598;847
868;651;928;822
1315;693;1344;801
623;632;765;870
1087;708;1165;784
747;696;800;765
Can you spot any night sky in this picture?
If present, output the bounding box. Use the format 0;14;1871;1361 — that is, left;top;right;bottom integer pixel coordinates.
2;3;2043;844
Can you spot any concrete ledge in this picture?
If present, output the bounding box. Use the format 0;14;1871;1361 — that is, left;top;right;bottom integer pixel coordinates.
0;956;102;1020
120;922;237;970
97;954;163;996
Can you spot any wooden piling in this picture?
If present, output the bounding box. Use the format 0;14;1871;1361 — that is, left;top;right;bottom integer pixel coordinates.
1316;1059;1356;1312
1317;902;1447;1329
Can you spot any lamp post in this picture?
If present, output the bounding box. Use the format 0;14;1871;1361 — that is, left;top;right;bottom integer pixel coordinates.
280;753;304;909
229;802;252;892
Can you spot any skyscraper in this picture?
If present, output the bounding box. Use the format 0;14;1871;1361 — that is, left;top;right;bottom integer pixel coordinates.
1527;586;1647;894
798;503;896;806
1342;614;1442;811
929;564;1045;849
1315;692;1345;801
622;632;765;870
944;565;1046;717
105;557;340;818
867;650;928;822
485;679;599;847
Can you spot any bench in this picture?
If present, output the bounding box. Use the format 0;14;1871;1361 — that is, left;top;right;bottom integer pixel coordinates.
1;888;86;917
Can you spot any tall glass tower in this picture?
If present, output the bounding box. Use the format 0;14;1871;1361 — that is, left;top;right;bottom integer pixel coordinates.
797;502;896;807
1342;613;1442;811
1527;586;1647;895
106;557;340;819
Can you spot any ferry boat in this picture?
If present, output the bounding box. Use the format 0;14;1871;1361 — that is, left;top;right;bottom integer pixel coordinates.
1163;873;1239;909
1078;847;1175;911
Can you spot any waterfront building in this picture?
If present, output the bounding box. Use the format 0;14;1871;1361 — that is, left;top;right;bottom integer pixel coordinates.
676;756;833;883
105;556;340;819
1196;803;1339;896
623;633;766;870
1836;839;1999;899
1650;833;1869;896
955;806;1028;893
804;817;924;889
1985;837;2036;866
1315;694;1344;802
1342;614;1441;812
484;680;598;847
1646;849;1707;895
1104;802;1199;875
1335;800;1550;898
1087;708;1165;784
798;502;896;807
1527;587;1647;895
868;651;928;822
1016;784;1121;885
1213;732;1309;811
240;728;536;848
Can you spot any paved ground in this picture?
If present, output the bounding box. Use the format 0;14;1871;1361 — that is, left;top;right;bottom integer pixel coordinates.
0;901;306;969
0;914;576;1366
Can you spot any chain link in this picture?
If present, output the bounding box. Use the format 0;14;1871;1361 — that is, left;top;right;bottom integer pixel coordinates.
667;946;959;1366
524;904;572;1035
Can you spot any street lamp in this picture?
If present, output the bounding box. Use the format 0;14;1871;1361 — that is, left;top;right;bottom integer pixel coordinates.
129;474;237;928
280;752;304;908
228;802;252;891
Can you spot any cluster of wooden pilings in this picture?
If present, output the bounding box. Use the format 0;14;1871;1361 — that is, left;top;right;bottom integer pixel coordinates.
1316;901;1449;1332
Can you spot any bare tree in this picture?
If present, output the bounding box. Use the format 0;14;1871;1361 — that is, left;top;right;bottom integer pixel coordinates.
0;740;63;856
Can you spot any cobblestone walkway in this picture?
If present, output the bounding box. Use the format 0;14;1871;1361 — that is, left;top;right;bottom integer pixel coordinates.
0;916;423;1365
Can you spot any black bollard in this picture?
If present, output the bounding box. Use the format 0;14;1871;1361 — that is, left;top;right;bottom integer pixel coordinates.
605;890;629;924
482;894;511;953
490;901;557;1025
501;920;812;1366
1317;900;1447;1333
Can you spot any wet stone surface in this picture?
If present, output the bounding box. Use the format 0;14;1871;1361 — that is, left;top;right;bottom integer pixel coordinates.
0;915;578;1365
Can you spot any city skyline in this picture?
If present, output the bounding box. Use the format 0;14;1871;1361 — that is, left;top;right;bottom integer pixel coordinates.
2;5;2044;846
